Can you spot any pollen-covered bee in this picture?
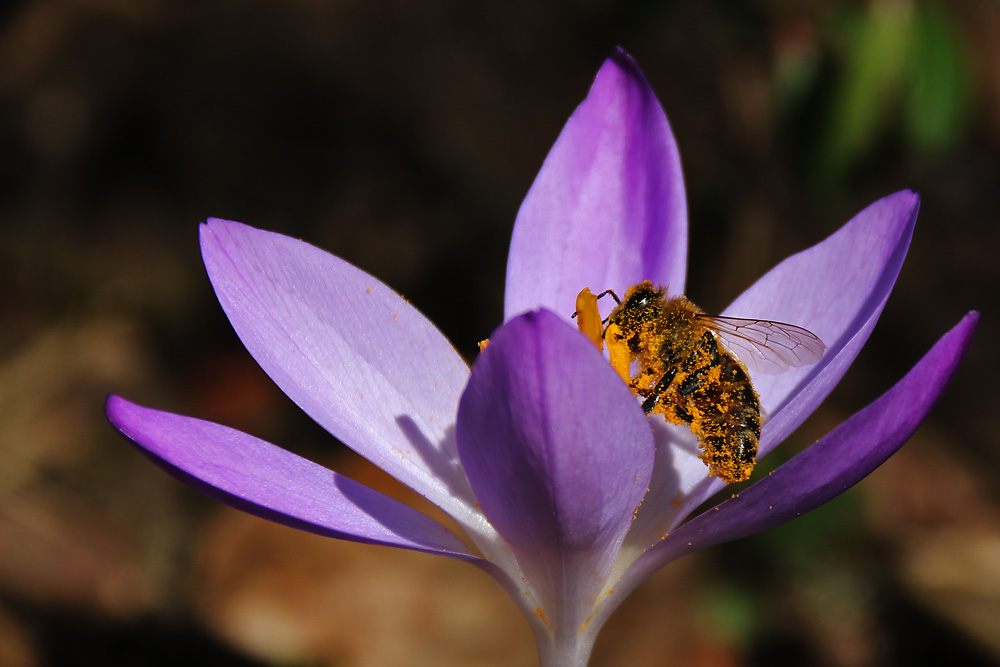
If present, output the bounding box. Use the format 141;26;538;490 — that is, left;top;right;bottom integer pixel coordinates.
575;281;825;484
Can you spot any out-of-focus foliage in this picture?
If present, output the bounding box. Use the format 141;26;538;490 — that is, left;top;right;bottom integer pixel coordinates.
815;1;974;188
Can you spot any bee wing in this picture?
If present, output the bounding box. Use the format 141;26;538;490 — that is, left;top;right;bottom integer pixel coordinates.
698;314;826;375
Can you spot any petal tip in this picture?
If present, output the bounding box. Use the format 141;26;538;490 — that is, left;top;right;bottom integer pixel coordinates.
610;45;637;68
199;217;250;244
503;308;578;344
105;394;143;444
952;310;979;346
104;393;128;424
597;46;648;92
888;188;921;219
202;216;239;227
199;218;262;263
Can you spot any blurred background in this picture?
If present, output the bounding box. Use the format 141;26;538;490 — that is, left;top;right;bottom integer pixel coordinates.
0;0;997;665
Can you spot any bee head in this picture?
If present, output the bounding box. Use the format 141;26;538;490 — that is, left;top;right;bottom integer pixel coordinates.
610;281;664;328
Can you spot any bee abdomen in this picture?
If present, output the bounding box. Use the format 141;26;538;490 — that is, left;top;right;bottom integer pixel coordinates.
666;333;761;483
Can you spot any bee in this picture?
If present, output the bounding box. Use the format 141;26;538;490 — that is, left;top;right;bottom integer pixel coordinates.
575;281;825;483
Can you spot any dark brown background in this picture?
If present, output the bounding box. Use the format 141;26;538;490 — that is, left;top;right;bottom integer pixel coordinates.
0;1;997;665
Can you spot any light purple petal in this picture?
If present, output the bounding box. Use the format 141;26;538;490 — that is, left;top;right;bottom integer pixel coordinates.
505;48;687;321
456;310;654;631
730;190;920;452
636;190;920;534
621;311;977;597
106;395;477;559
199;219;482;531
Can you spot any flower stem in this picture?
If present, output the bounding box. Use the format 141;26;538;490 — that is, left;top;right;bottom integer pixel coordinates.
533;625;599;667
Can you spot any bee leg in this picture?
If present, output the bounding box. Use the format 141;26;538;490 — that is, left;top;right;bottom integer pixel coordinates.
595;289;622;325
674;405;694;423
593;289;622;305
641;367;677;414
570;288;621;319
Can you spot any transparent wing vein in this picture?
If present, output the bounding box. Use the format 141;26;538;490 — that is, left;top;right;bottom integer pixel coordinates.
699;315;826;375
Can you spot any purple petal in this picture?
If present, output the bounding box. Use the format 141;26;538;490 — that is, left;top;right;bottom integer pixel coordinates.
505;48;687;321
199;219;481;529
626;311;977;589
106;395;477;559
456;310;654;627
627;191;920;544
645;190;920;528
730;190;919;453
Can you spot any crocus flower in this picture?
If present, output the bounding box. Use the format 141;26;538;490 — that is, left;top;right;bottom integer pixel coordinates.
106;49;976;666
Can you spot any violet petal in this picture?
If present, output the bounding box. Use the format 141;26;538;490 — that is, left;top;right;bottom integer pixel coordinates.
731;190;920;452
199;219;481;529
637;190;920;536
627;311;977;589
505;48;687;321
456;310;654;625
106;395;477;559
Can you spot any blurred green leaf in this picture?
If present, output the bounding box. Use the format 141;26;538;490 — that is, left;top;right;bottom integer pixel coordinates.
904;3;974;151
696;582;758;646
821;1;915;186
817;1;975;189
